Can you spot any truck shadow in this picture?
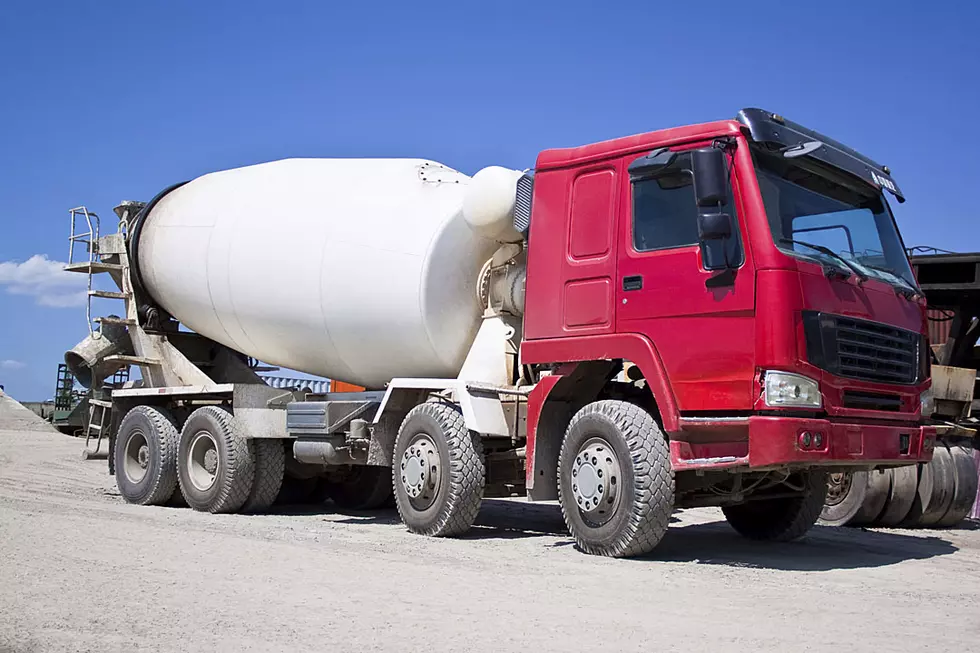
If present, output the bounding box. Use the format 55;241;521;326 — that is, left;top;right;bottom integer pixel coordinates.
319;499;570;538
647;521;958;571
284;499;961;570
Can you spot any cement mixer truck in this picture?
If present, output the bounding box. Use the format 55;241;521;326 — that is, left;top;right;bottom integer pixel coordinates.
63;108;936;557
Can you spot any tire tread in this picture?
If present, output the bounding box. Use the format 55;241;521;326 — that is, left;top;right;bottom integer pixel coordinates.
242;439;285;513
723;472;827;542
558;400;673;557
178;406;254;514
115;405;180;506
393;402;484;537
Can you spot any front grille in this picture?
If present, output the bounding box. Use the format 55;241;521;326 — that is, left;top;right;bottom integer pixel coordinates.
835;316;919;383
842;390;903;411
803;311;921;385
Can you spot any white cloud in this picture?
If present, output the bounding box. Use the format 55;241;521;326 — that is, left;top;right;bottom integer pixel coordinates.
0;255;88;308
0;359;26;370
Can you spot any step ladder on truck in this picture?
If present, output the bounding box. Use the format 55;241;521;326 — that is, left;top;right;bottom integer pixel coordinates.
64;204;156;460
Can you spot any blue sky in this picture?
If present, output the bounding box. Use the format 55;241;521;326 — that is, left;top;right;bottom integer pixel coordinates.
1;0;977;400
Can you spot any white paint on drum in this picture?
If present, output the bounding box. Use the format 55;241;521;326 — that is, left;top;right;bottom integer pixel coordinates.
138;158;498;389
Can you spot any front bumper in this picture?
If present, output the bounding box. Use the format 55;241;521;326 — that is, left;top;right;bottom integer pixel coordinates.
671;416;936;471
746;416;935;468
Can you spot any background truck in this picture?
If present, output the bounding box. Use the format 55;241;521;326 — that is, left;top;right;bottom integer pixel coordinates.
63;108;935;557
820;250;980;527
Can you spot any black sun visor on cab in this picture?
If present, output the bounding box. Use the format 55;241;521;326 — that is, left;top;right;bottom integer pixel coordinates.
736;108;905;203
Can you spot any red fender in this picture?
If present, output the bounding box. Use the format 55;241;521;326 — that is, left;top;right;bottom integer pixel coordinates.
522;333;680;489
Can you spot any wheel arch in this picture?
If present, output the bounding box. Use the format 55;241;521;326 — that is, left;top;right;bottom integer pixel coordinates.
523;334;680;501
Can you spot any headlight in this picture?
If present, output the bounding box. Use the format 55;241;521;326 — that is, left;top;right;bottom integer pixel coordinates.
920;387;935;417
764;371;822;408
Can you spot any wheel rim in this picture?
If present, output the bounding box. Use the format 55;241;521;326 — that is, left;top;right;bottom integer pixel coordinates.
400;433;441;510
123;428;150;485
825;472;853;507
188;430;219;492
571;437;621;525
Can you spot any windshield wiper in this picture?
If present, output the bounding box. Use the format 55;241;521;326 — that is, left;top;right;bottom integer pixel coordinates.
778;238;869;282
854;261;921;299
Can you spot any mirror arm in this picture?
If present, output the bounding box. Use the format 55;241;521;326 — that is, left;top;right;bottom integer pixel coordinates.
712;136;738;151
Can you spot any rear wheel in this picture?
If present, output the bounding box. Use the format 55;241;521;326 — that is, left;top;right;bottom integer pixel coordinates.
936;444;979;527
393;403;484;537
177;406;255;513
242;439;285;513
558;400;673;557
114;405;180;506
723;471;826;542
324;466;392;510
276;475;321;505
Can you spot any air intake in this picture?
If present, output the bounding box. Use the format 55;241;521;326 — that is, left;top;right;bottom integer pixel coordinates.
803;311;921;385
513;173;534;234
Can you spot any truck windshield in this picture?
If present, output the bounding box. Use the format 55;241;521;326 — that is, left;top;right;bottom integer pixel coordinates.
752;148;917;290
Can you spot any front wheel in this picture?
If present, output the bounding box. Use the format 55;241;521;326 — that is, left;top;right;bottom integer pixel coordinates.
723;471;827;542
558;400;674;558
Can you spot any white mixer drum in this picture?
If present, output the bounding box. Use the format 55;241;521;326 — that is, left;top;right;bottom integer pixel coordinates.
136;158;498;388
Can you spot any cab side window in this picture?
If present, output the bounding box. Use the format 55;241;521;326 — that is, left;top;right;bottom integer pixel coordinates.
632;153;699;252
630;150;743;268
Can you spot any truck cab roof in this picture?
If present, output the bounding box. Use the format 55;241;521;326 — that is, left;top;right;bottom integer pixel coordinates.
535;119;740;171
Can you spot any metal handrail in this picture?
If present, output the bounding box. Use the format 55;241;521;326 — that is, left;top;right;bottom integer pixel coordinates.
68;207;101;336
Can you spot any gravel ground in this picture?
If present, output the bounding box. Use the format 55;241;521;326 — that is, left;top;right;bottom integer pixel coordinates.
2;393;980;652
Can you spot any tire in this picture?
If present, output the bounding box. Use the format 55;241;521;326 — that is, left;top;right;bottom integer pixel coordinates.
723;471;827;542
936;444;979;527
558;400;673;557
874;466;917;526
918;444;955;527
324;466;393;510
820;471;867;526
849;469;890;526
177;406;255;513
393;402;484;537
899;463;933;527
114;405;180;506
242;439;285;513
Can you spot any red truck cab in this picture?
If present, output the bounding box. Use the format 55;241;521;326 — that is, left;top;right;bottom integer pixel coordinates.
518;108;934;555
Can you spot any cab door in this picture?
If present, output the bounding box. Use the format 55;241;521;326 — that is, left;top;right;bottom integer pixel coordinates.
615;143;757;412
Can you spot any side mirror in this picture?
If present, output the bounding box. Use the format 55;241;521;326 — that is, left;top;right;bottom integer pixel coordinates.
697;212;732;240
692;147;729;208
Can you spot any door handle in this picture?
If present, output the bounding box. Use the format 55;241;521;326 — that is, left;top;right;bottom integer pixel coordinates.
623;275;643;291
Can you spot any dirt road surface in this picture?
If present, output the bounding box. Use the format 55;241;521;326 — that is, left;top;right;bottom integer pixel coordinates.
2;394;980;652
